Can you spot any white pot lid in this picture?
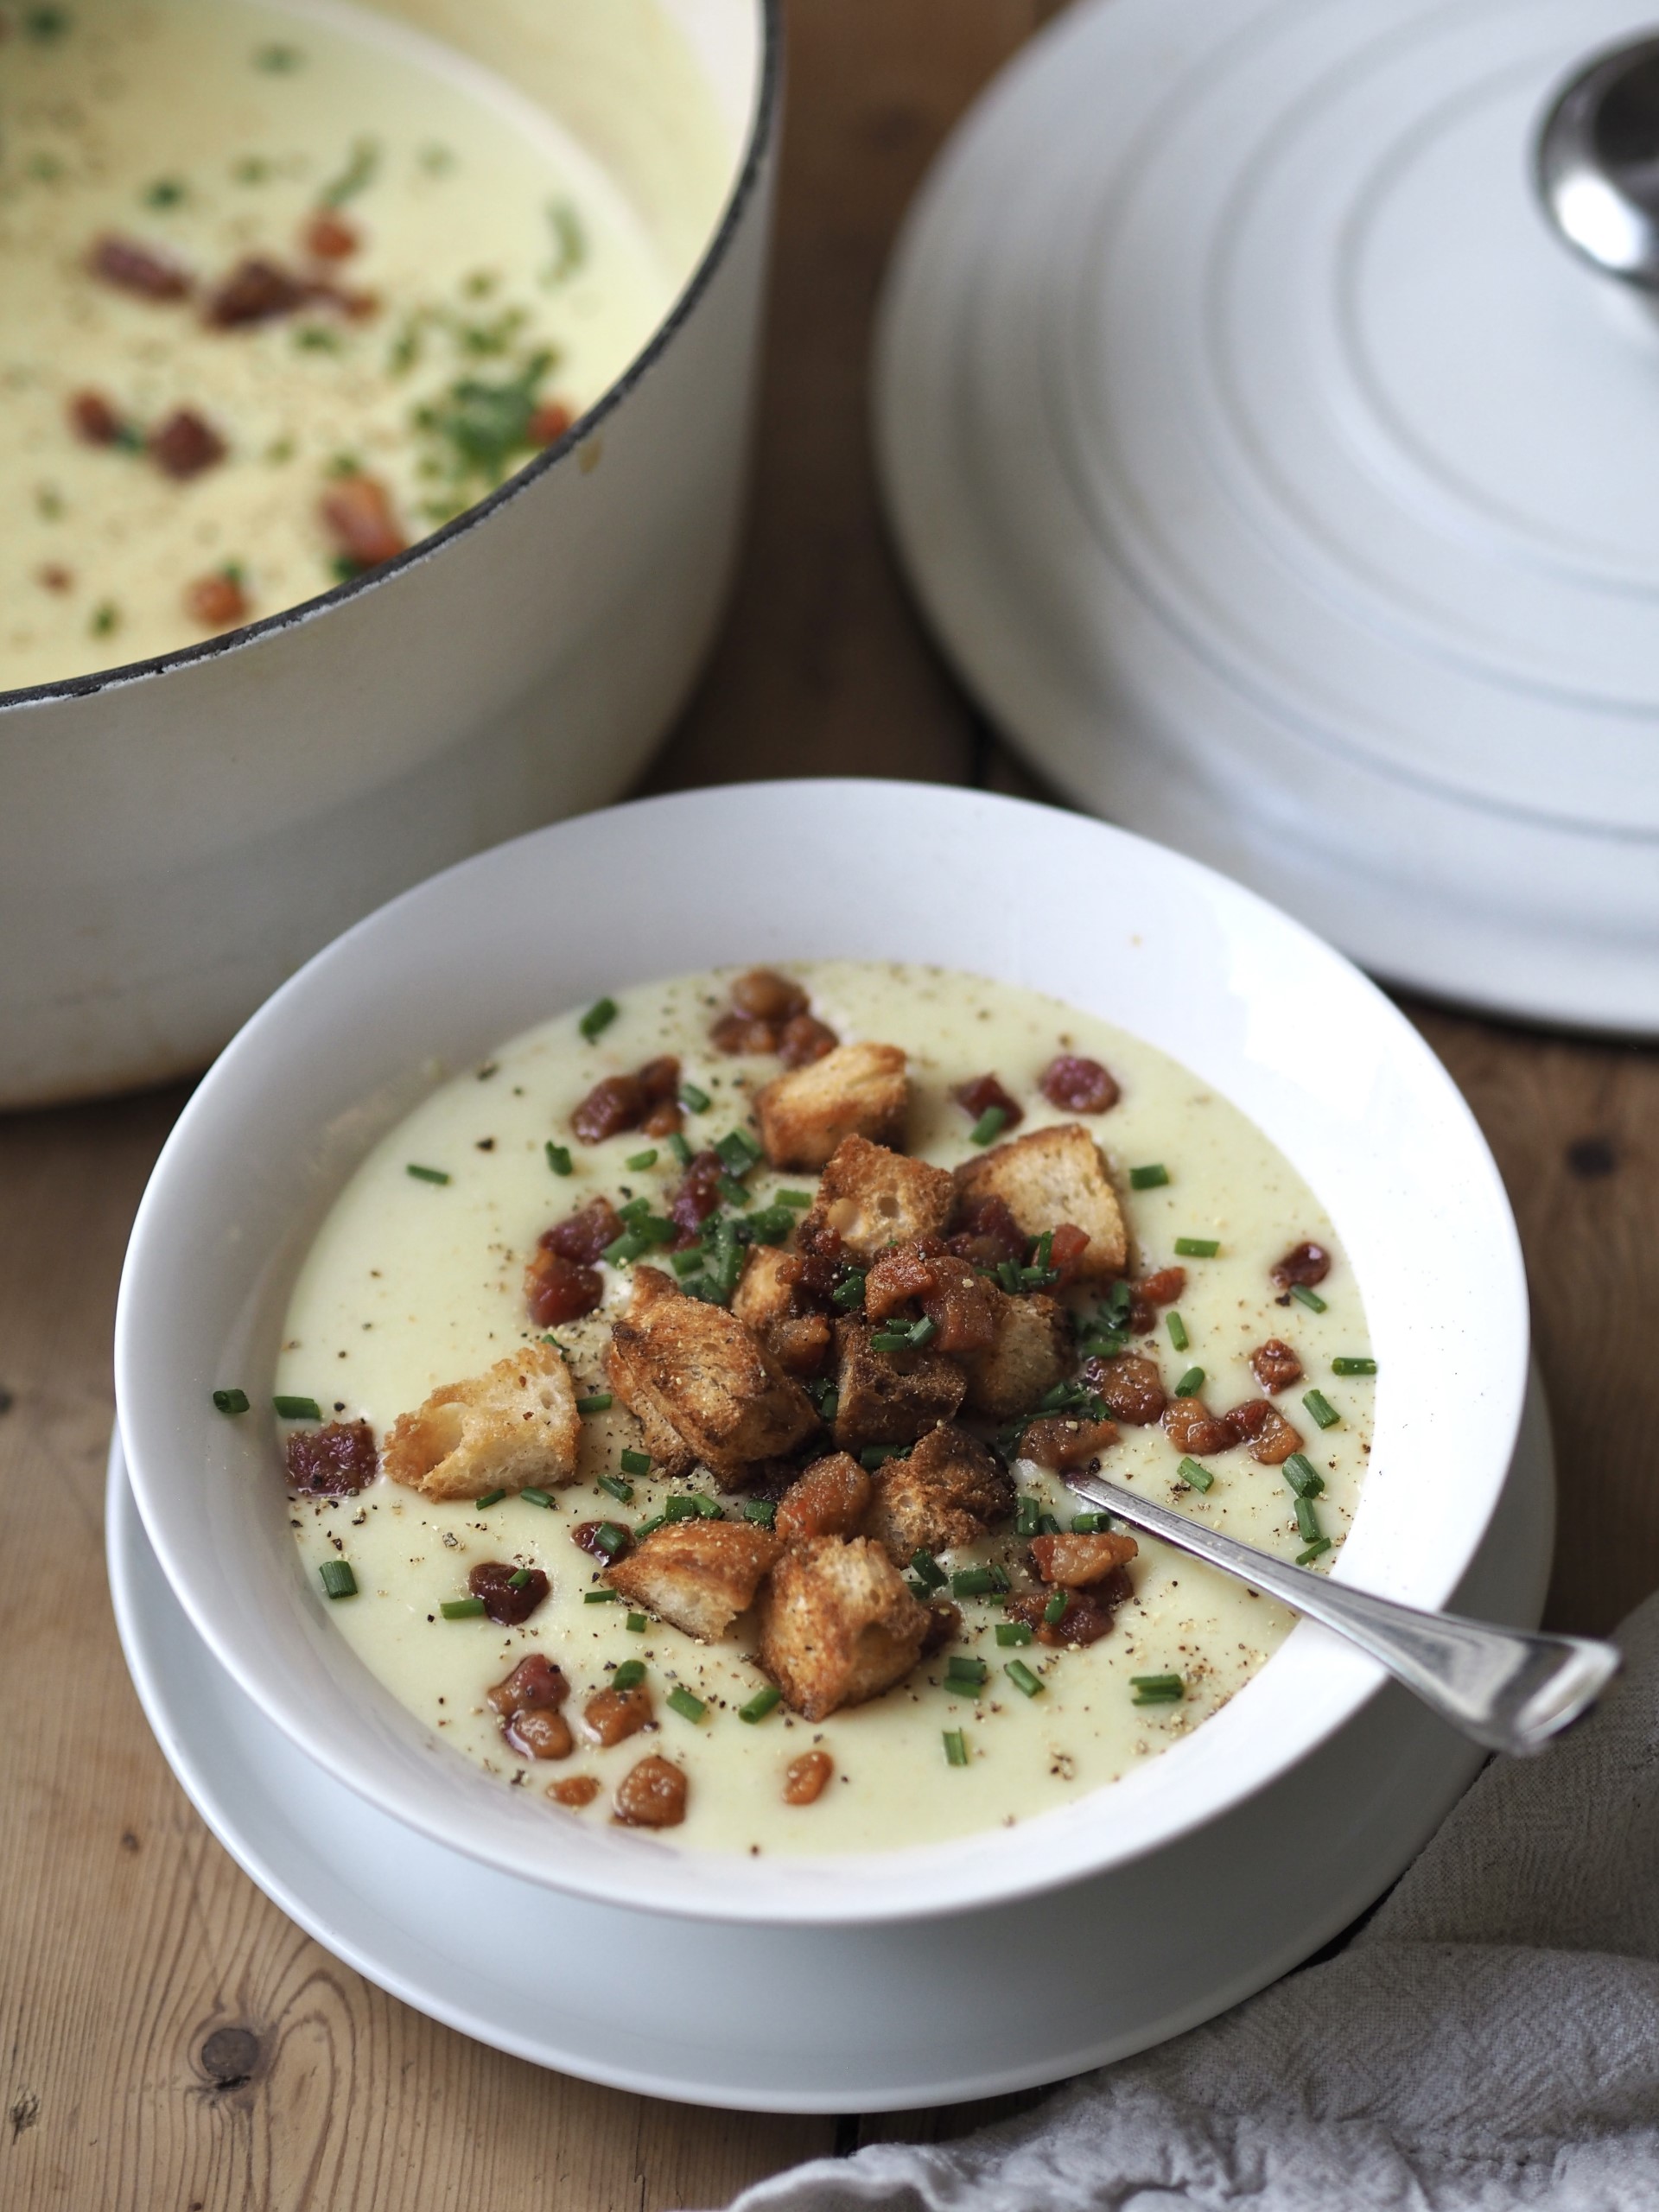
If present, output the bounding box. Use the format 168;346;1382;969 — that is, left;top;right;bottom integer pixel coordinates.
875;0;1659;1031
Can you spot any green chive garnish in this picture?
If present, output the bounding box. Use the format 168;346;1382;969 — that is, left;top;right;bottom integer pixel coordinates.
521;1487;554;1509
319;1560;357;1599
1005;1659;1044;1698
1282;1454;1325;1499
612;1660;646;1692
1290;1283;1327;1313
996;1621;1034;1647
1302;1389;1340;1430
779;1190;812;1209
604;1230;648;1266
743;1497;777;1529
272;1395;321;1421
1071;1510;1112;1533
1176;1456;1214;1493
671;1249;707;1277
667;1130;693;1168
1332;1357;1376;1376
664;1497;699;1522
969;1105;1008;1146
831;1272;867;1311
579;996;618;1040
406;1163;450;1185
1043;1589;1068;1625
910;1550;947;1592
907;1316;938;1348
507;1567;532;1588
1131;1674;1185;1705
693;1492;723;1519
943;1729;969;1767
545;1141;573;1176
715;1128;762;1173
1015;1496;1041;1539
475;1489;506;1509
440;1597;486;1619
619;1448;652;1477
1165;1312;1189;1352
593;1522;628;1557
740;1684;782;1724
1174;1236;1219;1258
951;1567;1008;1598
1174;1365;1205;1397
212;1388;251;1416
575;1393;613;1414
716;1174;753;1209
1038;1512;1063;1535
1294;1495;1322;1544
944;1656;988;1688
582;1589;621;1603
1129;1164;1169;1191
869;1329;912;1352
626;1611;648;1631
598;1473;634;1503
861;1443;906;1470
679;1080;711;1114
1296;1538;1332;1565
626;1148;658;1172
667;1685;707;1723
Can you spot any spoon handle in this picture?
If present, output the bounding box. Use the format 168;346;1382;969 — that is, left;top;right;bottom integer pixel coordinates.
1062;1471;1620;1757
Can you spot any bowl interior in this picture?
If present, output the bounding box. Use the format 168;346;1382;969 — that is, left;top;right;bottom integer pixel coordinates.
115;781;1529;1924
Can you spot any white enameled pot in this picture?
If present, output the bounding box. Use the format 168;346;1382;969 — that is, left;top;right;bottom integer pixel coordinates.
0;0;778;1108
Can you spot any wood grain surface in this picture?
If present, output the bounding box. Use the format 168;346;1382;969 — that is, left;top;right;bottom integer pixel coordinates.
3;3;1656;2205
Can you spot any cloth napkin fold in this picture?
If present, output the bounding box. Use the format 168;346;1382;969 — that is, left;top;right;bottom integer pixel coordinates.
721;1594;1659;2212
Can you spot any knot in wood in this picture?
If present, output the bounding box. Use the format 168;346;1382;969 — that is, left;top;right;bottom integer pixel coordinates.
200;2026;260;2088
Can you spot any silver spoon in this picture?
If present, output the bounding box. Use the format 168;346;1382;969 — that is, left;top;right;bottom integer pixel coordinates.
1536;34;1659;289
1059;1469;1620;1756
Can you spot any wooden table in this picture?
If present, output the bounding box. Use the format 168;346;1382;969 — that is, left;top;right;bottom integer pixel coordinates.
5;4;1656;2203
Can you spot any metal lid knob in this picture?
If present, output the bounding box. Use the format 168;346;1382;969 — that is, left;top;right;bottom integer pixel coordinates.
1537;33;1659;288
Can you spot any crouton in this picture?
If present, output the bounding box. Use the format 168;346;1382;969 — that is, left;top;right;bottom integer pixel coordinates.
1028;1530;1139;1588
758;1535;932;1719
962;1289;1070;1419
775;1452;873;1542
866;1423;1014;1565
731;1249;835;1376
605;1270;819;1483
607;1520;782;1641
755;1044;909;1172
954;1122;1128;1280
382;1342;579;1500
831;1315;966;1449
801;1134;955;1262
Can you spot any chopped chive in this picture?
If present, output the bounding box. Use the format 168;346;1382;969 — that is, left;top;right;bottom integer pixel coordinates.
1294;1495;1322;1544
1005;1658;1044;1698
693;1492;723;1520
1166;1312;1189;1352
1037;1512;1063;1536
1015;1496;1041;1539
521;1487;554;1509
830;1271;867;1311
907;1315;939;1349
575;1392;613;1414
910;1549;947;1592
604;1230;648;1266
272;1395;321;1421
743;1497;777;1529
951;1566;1009;1598
996;1621;1034;1647
944;1656;988;1685
612;1659;647;1692
507;1567;533;1588
626;1611;648;1631
474;1489;506;1509
1130;1673;1185;1704
1079;1332;1128;1360
1103;1281;1135;1326
715;1128;761;1173
670;1249;707;1278
739;1684;782;1723
579;996;618;1039
861;1443;906;1470
969;1104;1008;1146
545;1141;573;1176
440;1597;486;1619
1302;1389;1340;1430
588;1522;627;1559
1173;1236;1219;1258
406;1162;450;1185
1071;1510;1113;1533
1296;1538;1332;1564
634;1514;667;1539
996;1259;1021;1295
943;1729;969;1767
869;1329;912;1352
778;1190;812;1209
678;1081;711;1114
664;1496;699;1522
1043;1589;1068;1625
667;1685;707;1723
619;1448;652;1477
1290;1283;1327;1313
582;1589;622;1603
597;1474;634;1504
666;1130;693;1168
212;1388;251;1416
715;1173;753;1209
1176;1456;1215;1493
1282;1454;1325;1499
625;1148;658;1172
1332;1357;1377;1376
319;1560;357;1599
1129;1164;1170;1191
1174;1365;1205;1397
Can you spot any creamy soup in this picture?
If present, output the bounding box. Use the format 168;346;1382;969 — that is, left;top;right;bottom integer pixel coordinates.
264;963;1375;1857
1;0;674;688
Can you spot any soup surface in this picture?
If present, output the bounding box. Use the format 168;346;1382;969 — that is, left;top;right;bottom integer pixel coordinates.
270;963;1375;1857
1;0;673;689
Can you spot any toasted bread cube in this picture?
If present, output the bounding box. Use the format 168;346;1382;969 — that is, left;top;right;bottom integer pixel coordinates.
963;1290;1071;1419
759;1535;932;1719
607;1521;782;1641
732;1244;798;1334
831;1316;966;1449
755;1044;909;1172
801;1135;955;1262
604;1332;696;1478
866;1424;1014;1566
775;1452;873;1542
381;1342;579;1501
954;1123;1127;1280
606;1271;818;1482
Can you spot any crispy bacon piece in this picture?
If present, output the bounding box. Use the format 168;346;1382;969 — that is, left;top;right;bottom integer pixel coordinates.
919;1599;961;1656
529;399;574;446
613;1754;687;1827
548;1774;601;1808
583;1681;652;1746
149;408;226;480
953;1073;1024;1131
733;969;810;1023
1004;1573;1131;1647
487;1652;573;1760
1084;1353;1166;1425
775;1454;872;1543
1272;1242;1332;1292
1162;1395;1236;1457
303;210;359;260
944;1191;1027;1273
863;1238;1000;1357
524;1248;603;1326
1048;1224;1092;1287
784;1751;834;1805
285;1419;378;1495
68;390;127;446
1040;1055;1120;1114
669;1148;726;1247
1028;1530;1139;1587
543;1197;624;1266
1224;1398;1303;1465
1125;1265;1186;1335
320;474;406;569
38;565;73;594
468;1560;549;1625
777;1014;839;1067
571;1518;632;1564
184;570;247;628
570;1057;680;1145
710;1011;777;1055
709;971;839;1064
204;255;309;326
1020;1414;1120;1471
1250;1338;1304;1394
89;233;192;301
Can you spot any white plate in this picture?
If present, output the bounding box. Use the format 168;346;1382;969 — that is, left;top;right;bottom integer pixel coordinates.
106;1382;1554;2113
875;0;1659;1031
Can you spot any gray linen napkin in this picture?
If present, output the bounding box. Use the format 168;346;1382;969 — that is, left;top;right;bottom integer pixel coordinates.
721;1594;1659;2212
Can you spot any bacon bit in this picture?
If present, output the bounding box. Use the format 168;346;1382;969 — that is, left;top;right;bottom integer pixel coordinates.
37;565;73;594
311;280;379;321
1271;1242;1332;1292
733;969;810;1023
486;1652;569;1717
710;971;838;1063
953;1072;1024;1130
710;1011;778;1056
542;1197;624;1266
669;1149;726;1246
1005;1573;1131;1647
68;390;127;446
864;1239;999;1355
302;209;359;260
1048;1223;1092;1287
784;1751;835;1806
1224;1398;1303;1465
1137;1267;1186;1306
468;1560;550;1625
1161;1395;1236;1456
570;1056;680;1146
320;473;406;569
1250;1338;1304;1394
1028;1529;1138;1587
285;1419;378;1495
507;1706;573;1760
790;1230;849;1306
919;1599;961;1656
638;1057;683;1137
776;1457;873;1543
204;255;310;326
1040;1054;1120;1113
89;233;192;301
584;1681;653;1746
149;408;226;480
1020;1415;1120;1471
1083;1353;1166;1425
184;569;248;628
944;1191;1027;1272
529;399;574;446
548;1774;601;1808
613;1753;687;1827
572;1519;632;1564
771;1313;834;1374
777;1013;839;1068
524;1247;603;1327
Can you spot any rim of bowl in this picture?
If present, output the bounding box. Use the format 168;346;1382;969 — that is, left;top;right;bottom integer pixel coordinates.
1;0;781;715
114;781;1530;1926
